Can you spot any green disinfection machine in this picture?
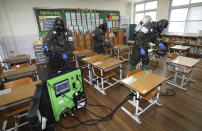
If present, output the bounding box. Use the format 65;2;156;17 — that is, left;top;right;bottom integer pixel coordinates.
46;68;86;122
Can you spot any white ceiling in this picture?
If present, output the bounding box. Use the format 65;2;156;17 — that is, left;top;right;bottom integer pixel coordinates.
105;0;145;2
33;0;146;3
79;0;146;3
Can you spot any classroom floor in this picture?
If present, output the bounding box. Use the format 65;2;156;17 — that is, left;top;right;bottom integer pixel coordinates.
2;56;202;131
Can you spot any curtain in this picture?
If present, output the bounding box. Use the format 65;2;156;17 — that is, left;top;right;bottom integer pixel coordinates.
0;36;9;62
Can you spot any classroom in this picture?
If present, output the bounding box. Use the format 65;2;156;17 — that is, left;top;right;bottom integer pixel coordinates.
0;0;202;130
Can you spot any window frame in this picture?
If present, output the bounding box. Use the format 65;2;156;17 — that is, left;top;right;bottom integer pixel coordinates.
168;0;202;33
134;0;157;24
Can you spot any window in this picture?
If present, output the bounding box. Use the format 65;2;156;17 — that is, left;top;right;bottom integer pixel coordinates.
170;8;188;21
135;13;144;23
145;1;158;10
172;0;189;6
136;4;144;11
145;11;156;21
168;0;202;34
191;0;202;3
134;1;157;24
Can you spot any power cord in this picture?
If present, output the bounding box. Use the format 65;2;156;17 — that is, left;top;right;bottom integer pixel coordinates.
58;93;134;129
46;71;175;129
85;103;113;118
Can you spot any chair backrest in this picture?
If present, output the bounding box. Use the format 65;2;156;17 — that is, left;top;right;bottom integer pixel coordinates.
11;63;29;69
169;53;178;61
85;52;98;57
127;68;142;77
77;34;85;49
84;33;93;50
4;77;33;89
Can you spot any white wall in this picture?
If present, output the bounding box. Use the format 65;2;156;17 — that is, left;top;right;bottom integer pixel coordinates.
156;0;170;21
0;0;129;58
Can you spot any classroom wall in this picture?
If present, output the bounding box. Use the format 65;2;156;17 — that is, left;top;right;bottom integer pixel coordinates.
0;0;129;59
156;0;170;21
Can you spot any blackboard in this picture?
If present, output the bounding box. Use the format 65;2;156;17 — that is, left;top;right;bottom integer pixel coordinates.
34;8;120;35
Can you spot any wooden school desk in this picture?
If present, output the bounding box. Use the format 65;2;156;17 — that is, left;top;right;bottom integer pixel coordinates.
167;56;200;90
2;55;31;68
113;45;130;61
0;81;41;130
91;58;124;95
173;40;186;45
0;64;38;81
120;71;167;124
73;50;93;68
0;81;41;111
170;45;190;55
82;54;109;85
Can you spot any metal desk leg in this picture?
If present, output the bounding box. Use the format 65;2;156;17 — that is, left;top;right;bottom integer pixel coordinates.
96;77;99;86
180;68;186;89
89;64;93;85
84;63;93;85
118;49;120;59
174;72;178;82
156;86;162;106
2;119;7;130
128;94;136;105
128;49;130;61
134;92;142;124
121;91;142;124
35;71;39;80
94;68;106;95
101;69;104;91
128;91;143;110
75;55;79;68
14;115;19;131
189;70;195;82
179;50;182;55
120;64;123;79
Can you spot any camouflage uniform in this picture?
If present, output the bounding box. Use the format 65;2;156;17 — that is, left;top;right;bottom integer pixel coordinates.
92;22;107;54
130;18;168;71
44;18;74;71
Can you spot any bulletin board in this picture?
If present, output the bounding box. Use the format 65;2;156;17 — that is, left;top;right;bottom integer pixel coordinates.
34;8;120;36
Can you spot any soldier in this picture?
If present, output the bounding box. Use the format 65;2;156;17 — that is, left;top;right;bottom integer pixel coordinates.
130;15;168;71
92;22;108;54
43;17;74;71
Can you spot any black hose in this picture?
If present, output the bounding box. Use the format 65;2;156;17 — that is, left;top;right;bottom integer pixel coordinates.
58;93;134;129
